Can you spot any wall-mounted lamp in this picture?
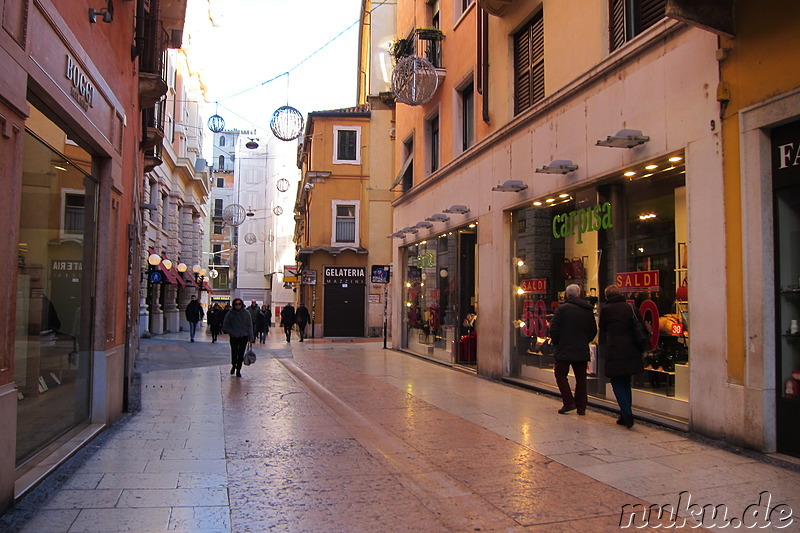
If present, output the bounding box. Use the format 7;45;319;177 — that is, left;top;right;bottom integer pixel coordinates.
414;221;433;229
596;129;649;149
442;205;470;214
245;138;259;149
492;180;528;192
425;213;450;223
402;226;419;234
388;232;405;238
89;0;114;23
536;160;579;174
439;268;449;278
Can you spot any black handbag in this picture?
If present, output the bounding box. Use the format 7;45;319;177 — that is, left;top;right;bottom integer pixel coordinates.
631;305;651;352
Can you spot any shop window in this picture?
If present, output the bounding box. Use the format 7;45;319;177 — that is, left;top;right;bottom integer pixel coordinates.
514;10;545;116
16;115;97;466
510;151;689;421
332;201;359;245
333;126;361;164
610;0;667;52
459;82;474;151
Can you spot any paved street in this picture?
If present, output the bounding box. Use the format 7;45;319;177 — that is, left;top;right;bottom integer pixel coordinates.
2;326;800;532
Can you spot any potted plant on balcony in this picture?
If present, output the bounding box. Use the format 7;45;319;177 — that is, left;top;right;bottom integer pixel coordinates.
415;28;444;41
389;37;415;64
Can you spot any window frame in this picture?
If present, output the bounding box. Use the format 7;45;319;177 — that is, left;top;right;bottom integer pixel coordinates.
60;188;85;239
609;0;667;52
426;112;440;174
332;125;362;165
458;81;475;152
331;200;360;247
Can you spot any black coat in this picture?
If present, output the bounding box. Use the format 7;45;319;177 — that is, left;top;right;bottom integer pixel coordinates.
295;305;310;327
256;309;271;332
549;297;597;362
599;295;645;377
280;305;296;327
185;300;204;323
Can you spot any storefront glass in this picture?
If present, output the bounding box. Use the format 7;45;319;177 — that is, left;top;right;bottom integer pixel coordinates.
15;108;97;467
510;152;689;420
401;226;477;365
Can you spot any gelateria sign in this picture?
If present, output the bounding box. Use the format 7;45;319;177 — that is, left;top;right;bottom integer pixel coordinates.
64;55;95;111
552;202;612;244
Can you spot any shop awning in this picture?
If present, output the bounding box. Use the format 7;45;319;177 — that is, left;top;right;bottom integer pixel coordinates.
390;152;413;191
202;281;214;294
159;263;183;286
183;271;200;290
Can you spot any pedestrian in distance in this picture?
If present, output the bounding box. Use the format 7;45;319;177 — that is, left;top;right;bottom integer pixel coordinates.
185;294;204;343
280;303;296;343
549;283;598;415
207;303;224;343
295;302;310;342
222;298;255;377
599;284;645;429
246;300;260;339
256;304;271;343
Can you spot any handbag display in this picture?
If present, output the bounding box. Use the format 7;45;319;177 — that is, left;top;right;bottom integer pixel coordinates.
560;257;585;280
243;343;257;366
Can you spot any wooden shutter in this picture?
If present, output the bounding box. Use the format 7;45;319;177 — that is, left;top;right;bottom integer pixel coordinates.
513;10;544;115
610;0;626;51
638;0;666;32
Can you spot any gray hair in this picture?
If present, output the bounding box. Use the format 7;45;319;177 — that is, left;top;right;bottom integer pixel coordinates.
565;284;581;299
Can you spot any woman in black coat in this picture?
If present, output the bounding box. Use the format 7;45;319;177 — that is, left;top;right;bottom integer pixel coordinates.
207;303;224;343
599;284;645;428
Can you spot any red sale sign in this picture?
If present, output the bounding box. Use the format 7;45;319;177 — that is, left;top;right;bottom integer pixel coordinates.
520;278;547;294
615;270;660;291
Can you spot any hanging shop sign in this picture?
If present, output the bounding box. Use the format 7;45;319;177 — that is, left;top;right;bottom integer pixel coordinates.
520;278;547;295
371;265;391;284
552;202;612;244
301;270;317;285
324;266;366;285
615;270;661;292
283;265;298;283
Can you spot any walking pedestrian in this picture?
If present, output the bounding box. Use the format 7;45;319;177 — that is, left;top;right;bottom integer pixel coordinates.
295;302;310;342
256;304;271;343
549;284;597;415
599;284;645;428
246;300;260;339
280;303;296;343
207;303;223;343
222;298;254;377
184;295;204;343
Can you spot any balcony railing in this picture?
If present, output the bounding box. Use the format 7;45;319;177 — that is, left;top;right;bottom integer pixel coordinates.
137;13;169;108
141;98;166;150
143;143;163;172
390;29;444;69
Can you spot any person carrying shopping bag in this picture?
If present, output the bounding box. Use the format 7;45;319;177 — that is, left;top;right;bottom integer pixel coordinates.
222;298;255;377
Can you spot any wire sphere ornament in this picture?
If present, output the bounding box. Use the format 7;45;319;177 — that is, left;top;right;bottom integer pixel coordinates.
222;204;247;227
258;232;269;242
391;55;439;106
207;114;225;133
273;206;284;216
268;233;275;242
244;233;257;245
270;105;304;141
276;178;290;192
208;268;219;279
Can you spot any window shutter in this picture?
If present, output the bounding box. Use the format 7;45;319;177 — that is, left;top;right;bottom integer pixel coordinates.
610;0;626;51
638;0;666;33
514;11;544;116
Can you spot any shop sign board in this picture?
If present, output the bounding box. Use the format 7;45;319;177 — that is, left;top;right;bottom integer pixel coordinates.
772;118;800;184
520;278;547;294
283;265;298;282
371;265;391;284
552;202;612;244
368;294;380;303
324;266;366;285
615;270;660;291
301;270;317;285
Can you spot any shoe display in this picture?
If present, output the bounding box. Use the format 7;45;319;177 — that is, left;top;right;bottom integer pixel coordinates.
558;405;576;414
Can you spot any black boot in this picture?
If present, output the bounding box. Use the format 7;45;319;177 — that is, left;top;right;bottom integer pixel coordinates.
625;415;635;429
230;366;235;375
616;415;626;426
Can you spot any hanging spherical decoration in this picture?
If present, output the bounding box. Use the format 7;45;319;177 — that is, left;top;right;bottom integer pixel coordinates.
276;178;290;192
222;204;247;227
207;114;225;133
258;232;269;242
270;105;304;141
244;233;257;245
268;233;275;242
273;206;283;216
391;55;439;106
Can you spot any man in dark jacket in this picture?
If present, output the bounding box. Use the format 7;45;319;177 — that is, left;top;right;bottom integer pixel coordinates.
247;300;260;338
280;303;296;343
549;284;597;415
295;303;311;342
185;295;204;343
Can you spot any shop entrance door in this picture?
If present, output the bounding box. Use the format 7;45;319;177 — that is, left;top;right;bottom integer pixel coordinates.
323;283;365;337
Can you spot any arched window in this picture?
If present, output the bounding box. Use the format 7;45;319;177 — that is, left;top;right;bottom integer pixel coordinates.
218;155;225;169
220;135;226;147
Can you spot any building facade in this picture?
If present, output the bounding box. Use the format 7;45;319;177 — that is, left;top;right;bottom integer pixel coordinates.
0;0;187;511
383;0;769;450
295;104;394;338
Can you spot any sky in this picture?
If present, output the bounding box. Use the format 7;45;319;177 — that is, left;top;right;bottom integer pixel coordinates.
183;0;363;153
